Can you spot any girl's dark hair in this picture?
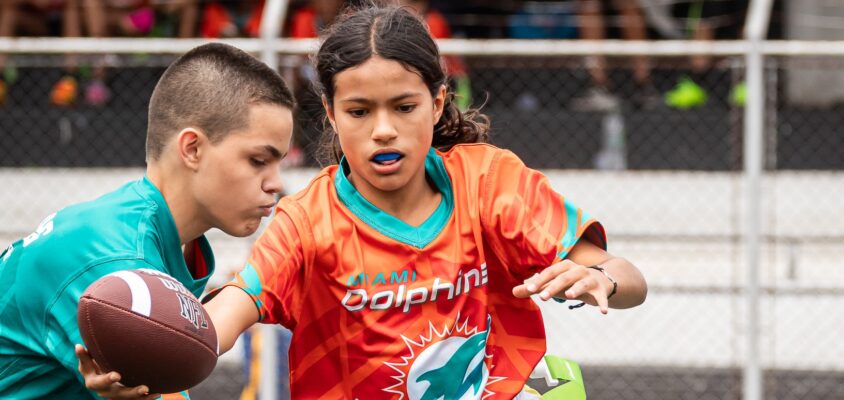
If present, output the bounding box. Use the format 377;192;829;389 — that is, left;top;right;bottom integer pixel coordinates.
314;4;489;165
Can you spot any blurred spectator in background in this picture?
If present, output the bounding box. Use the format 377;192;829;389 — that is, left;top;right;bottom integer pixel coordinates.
1;1;53;106
284;0;345;166
430;0;518;39
508;0;578;40
201;0;263;38
400;0;472;110
75;0;201;105
0;0;110;106
0;0;199;107
57;0;200;106
0;0;45;105
571;0;658;111
103;0;198;39
641;0;748;108
288;0;343;38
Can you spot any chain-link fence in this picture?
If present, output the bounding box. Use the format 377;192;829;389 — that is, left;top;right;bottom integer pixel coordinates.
1;42;842;399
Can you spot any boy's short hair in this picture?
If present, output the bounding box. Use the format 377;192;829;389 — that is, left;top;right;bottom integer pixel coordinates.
146;43;295;161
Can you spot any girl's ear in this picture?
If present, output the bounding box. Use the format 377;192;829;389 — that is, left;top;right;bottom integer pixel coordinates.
433;85;446;123
322;95;338;133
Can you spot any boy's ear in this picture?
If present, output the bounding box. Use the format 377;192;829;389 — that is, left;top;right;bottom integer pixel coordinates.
176;128;205;171
322;95;337;133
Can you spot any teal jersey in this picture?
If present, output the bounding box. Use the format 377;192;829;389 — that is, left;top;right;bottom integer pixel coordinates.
0;177;215;399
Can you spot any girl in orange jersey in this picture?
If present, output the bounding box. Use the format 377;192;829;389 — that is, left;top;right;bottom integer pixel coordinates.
84;5;647;399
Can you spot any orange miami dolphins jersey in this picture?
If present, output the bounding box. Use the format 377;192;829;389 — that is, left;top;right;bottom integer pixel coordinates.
222;144;606;399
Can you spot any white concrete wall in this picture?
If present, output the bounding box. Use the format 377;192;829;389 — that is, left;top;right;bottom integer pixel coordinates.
1;168;842;370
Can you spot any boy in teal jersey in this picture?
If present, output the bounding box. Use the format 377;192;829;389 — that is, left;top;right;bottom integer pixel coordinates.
0;42;295;399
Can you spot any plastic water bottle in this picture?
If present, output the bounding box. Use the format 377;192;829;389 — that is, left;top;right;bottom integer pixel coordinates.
594;109;627;170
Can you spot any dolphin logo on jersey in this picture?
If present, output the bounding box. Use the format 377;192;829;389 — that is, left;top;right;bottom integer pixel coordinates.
390;315;494;400
415;327;489;399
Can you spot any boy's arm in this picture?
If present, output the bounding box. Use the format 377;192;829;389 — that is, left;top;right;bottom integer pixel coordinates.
41;259;160;398
76;345;158;400
76;286;259;399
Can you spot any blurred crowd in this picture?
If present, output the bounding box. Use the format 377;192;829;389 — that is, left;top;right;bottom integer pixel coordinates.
0;0;760;109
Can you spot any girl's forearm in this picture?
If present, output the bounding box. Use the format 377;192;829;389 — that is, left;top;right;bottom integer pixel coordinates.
601;257;647;309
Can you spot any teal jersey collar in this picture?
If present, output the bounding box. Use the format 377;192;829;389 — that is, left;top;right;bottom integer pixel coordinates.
138;176;215;296
335;148;453;249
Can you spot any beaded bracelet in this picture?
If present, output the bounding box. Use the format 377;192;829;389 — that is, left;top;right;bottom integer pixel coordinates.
588;265;618;300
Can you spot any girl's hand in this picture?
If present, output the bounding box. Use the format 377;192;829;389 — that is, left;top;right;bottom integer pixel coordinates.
512;260;613;314
76;345;160;400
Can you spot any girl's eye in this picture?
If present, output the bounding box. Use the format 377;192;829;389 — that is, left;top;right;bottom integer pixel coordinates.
250;158;267;167
348;109;367;117
397;104;416;113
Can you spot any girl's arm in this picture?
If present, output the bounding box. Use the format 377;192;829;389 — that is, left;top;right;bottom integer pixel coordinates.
204;286;261;355
512;240;647;313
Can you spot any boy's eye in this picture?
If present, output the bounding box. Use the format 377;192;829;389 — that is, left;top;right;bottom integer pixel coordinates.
250;158;267;167
397;104;416;113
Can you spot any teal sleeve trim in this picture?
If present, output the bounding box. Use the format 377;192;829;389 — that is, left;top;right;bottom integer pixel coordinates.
557;198;593;260
556;197;607;262
240;263;265;312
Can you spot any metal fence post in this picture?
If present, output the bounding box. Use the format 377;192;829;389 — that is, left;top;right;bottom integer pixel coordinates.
743;1;774;399
259;0;288;70
259;324;279;399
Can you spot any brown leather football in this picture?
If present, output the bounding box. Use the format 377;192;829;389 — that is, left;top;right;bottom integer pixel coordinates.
77;269;218;394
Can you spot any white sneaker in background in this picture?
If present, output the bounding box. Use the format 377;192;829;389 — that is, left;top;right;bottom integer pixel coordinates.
570;86;620;112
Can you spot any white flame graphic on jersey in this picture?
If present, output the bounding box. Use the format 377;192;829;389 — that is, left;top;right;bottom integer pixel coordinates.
382;313;505;400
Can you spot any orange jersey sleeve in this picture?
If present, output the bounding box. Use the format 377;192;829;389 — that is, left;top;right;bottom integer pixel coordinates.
478;148;606;278
226;205;307;328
